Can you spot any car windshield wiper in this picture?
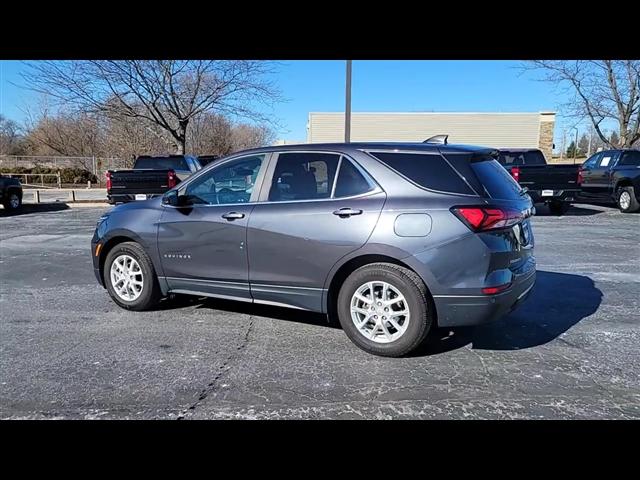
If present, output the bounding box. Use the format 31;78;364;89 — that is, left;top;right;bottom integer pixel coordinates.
519;187;529;196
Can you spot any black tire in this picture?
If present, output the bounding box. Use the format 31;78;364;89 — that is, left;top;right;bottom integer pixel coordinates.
616;186;640;213
337;262;433;357
3;191;22;211
103;241;162;311
548;201;569;215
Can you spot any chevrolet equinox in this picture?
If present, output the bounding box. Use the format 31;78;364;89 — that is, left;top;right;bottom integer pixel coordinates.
92;143;536;357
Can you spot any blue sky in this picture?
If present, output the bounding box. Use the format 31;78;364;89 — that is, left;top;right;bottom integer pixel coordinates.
1;60;594;150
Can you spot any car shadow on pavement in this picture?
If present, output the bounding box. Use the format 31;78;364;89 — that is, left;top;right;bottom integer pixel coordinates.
0;203;70;217
534;204;606;217
415;270;603;356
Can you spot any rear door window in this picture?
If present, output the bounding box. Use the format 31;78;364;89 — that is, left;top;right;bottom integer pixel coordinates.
618;151;640;167
268;152;340;202
368;151;475;195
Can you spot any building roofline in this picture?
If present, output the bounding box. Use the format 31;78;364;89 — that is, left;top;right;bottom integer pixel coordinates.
308;111;556;116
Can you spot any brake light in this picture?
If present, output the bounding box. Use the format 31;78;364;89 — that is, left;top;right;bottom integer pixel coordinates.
451;206;524;232
105;171;112;191
510;166;520;182
167;170;177;189
577;169;584;186
482;283;512;295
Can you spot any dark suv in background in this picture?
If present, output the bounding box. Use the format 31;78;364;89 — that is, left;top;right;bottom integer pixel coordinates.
92;142;535;357
0;174;23;212
578;149;640;213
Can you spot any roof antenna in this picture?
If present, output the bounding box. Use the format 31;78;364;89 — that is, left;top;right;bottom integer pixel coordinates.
423;134;448;145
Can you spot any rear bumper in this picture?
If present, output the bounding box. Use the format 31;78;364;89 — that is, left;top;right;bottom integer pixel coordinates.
527;189;580;204
434;268;536;327
107;193;161;204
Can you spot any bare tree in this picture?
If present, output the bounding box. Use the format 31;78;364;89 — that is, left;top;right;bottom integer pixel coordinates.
523;60;640;148
187;112;275;156
0;114;23;155
19;60;281;154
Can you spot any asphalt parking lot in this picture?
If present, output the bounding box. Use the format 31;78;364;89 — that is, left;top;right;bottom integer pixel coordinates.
1;203;639;419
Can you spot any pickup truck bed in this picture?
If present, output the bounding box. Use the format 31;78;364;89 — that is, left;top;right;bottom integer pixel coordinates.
107;155;201;204
498;149;580;214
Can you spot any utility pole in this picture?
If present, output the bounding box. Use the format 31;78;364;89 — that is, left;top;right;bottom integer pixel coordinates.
345;60;352;143
587;127;593;157
573;127;579;164
560;129;566;160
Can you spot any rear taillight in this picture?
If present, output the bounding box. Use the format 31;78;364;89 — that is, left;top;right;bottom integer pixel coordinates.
105;171;112;191
510;166;520;182
577;169;584;186
167;170;177;189
451;206;524;232
482;283;512;295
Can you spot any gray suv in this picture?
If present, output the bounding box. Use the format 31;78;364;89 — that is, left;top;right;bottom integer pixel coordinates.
92;143;536;357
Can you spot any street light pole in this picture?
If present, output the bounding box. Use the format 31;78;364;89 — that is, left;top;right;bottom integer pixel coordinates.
345;60;352;143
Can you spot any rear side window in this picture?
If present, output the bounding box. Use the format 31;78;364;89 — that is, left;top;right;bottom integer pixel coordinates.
134;157;189;171
470;158;523;200
618;151;640;167
334;159;374;198
368;152;475;195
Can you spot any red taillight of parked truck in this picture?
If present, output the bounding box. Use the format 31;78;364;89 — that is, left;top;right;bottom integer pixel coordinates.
167;170;177;189
577;169;584;186
510;166;520;182
105;171;112;191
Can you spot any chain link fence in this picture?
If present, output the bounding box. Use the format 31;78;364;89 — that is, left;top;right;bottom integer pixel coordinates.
0;155;131;186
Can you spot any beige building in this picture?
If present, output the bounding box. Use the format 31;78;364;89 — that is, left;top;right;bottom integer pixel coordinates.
307;112;556;159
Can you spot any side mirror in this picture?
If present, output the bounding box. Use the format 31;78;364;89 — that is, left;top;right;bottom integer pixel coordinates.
162;190;179;206
162;190;191;207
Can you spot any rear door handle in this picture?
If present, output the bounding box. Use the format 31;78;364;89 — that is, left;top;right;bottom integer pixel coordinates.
222;212;245;220
333;208;363;217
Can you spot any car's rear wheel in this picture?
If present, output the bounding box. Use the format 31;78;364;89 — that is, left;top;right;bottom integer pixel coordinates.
337;262;433;357
548;201;569;215
104;241;162;310
617;186;640;213
3;192;21;211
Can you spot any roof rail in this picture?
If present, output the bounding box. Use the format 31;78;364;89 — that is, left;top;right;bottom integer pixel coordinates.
423;134;448;145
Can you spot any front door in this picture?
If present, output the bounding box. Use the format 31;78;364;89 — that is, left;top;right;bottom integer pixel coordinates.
247;151;386;311
157;153;268;301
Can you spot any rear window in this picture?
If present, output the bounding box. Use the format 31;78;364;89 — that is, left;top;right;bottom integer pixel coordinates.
470;157;524;200
498;150;546;166
368;151;475;195
134;157;189;171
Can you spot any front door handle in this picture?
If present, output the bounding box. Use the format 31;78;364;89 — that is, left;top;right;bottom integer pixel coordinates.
222;212;245;220
333;208;363;218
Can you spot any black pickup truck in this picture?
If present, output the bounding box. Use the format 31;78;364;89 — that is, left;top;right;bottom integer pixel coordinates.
0;174;23;211
106;155;202;204
578;149;640;213
497;148;581;215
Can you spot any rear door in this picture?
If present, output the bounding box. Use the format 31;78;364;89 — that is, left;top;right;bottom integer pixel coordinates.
589;151;620;198
247;151;386;311
580;152;603;198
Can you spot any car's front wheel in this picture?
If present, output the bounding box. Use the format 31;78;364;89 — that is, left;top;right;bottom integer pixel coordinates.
617;186;640;213
337;262;433;357
103;241;162;310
